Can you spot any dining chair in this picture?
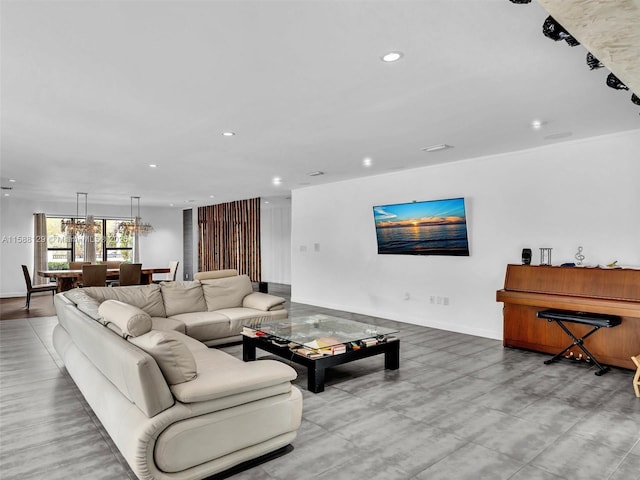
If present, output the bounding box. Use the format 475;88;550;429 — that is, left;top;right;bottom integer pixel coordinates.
153;260;179;283
80;264;108;287
117;263;142;286
21;265;57;309
69;261;91;270
103;261;122;286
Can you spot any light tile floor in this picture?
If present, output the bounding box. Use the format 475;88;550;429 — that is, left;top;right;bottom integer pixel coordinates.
1;287;638;480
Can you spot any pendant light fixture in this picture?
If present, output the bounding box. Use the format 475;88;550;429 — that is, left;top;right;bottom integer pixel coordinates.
61;192;98;236
118;196;154;236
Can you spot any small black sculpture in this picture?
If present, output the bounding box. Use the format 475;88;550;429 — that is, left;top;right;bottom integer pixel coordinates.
586;52;604;70
542;16;580;46
606;73;628;90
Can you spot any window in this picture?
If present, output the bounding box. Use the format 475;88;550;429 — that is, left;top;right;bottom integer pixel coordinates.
104;219;133;263
46;217;72;269
45;217;134;267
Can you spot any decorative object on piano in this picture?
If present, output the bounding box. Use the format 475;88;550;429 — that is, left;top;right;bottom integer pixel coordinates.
521;248;532;265
574;246;585;265
539;247;552;266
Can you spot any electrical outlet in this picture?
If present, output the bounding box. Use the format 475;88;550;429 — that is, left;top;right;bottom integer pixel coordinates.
443;296;449;306
430;296;435;304
404;292;410;300
437;296;442;304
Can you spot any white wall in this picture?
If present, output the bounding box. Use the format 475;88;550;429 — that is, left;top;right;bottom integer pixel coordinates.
291;130;640;340
0;198;183;296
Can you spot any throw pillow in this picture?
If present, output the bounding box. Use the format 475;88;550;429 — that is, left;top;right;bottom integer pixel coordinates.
201;274;253;311
160;281;207;316
129;330;197;385
98;299;152;338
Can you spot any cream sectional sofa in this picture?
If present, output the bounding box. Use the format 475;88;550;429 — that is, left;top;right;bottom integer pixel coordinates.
64;269;287;346
52;271;302;480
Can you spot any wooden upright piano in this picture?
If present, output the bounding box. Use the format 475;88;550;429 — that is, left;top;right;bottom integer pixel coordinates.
496;264;640;370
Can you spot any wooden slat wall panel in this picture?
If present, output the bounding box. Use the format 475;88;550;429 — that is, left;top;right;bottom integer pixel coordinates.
197;198;261;281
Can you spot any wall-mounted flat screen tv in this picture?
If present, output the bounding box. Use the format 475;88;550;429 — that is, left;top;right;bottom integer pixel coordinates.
373;197;470;256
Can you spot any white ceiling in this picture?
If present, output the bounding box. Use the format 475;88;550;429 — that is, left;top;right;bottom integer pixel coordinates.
2;0;638;208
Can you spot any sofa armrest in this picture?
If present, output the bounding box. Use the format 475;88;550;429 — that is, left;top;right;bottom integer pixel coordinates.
242;292;285;311
170;357;296;403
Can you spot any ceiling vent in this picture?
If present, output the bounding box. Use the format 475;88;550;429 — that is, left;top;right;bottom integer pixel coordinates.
421;144;453;153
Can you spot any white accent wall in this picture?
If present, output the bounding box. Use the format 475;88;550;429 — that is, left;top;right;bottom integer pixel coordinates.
291;130;640;340
0;199;182;297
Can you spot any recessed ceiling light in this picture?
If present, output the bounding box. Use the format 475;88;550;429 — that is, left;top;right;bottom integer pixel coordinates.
421;144;453;152
149;164;158;168
222;132;235;137
272;177;282;186
3;193;9;197
381;51;403;62
363;157;373;167
9;179;16;183
531;120;547;130
307;171;324;177
209;195;215;198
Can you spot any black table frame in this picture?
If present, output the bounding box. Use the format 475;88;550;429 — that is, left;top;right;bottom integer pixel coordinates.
242;335;400;393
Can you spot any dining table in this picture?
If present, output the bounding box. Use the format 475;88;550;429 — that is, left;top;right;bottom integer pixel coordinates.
38;267;171;292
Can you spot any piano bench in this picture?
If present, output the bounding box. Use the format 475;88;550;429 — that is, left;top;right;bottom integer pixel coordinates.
536;309;622;376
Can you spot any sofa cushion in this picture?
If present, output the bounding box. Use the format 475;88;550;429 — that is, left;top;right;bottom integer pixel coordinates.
214;308;271;334
151;316;186;334
242;292;286;311
170;348;296;403
201;275;253;311
169;311;231;342
160;281;207;316
129;330;197;385
63;289;102;321
98;300;153;338
193;269;238;281
82;284;166;317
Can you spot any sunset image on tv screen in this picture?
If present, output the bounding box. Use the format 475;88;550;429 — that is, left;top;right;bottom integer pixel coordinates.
373;197;470;256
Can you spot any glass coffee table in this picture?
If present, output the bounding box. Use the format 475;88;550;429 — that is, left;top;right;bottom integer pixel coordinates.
242;314;400;393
